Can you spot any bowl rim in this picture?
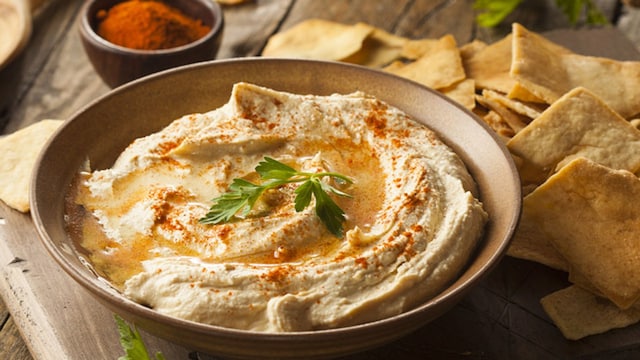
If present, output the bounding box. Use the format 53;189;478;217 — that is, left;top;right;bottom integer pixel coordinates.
79;0;223;54
31;57;521;346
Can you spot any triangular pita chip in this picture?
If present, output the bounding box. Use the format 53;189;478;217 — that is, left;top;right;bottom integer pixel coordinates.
401;36;456;60
458;39;487;61
462;34;514;94
384;35;465;90
440;78;475;110
507;81;545;103
342;25;408;67
511;23;640;118
478;109;515;140
481;89;545;119
262;19;373;61
541;285;640;340
0;119;63;212
507;210;569;272
476;92;528;133
508;87;640;185
525;157;640;309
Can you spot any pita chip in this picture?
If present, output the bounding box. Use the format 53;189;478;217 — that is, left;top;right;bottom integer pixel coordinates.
524;157;640;309
481;89;545;120
541;285;640;340
508;87;640;185
342;25;407;67
458;39;487;61
476;91;528;133
440;78;476;110
384;35;465;90
0;120;63;212
507;81;545;103
462;34;514;94
401;35;456;60
507;210;569;272
511;23;640;118
568;270;606;298
478;109;515;140
262;19;373;61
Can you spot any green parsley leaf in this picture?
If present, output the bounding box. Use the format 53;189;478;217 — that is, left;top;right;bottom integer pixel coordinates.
555;0;608;25
255;156;298;180
473;0;608;27
198;178;266;224
474;0;522;28
115;314;165;360
294;180;314;211
311;178;347;238
199;157;353;237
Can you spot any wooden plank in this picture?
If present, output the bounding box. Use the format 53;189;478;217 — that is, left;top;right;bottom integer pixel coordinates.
281;0;413;30
395;0;477;43
6;0;108;134
1;294;32;360
0;314;33;360
217;0;293;58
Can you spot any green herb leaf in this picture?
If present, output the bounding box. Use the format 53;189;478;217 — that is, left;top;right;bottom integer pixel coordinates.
199;178;266;224
255;157;298;180
554;0;608;25
311;178;347;238
294;180;314;212
199;157;353;237
474;0;608;27
115;314;165;360
474;0;522;28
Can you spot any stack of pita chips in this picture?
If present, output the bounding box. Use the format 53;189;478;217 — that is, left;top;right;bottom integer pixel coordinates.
484;25;640;341
262;19;475;109
263;20;640;340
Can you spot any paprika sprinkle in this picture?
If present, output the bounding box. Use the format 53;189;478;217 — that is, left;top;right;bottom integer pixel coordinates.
96;0;211;50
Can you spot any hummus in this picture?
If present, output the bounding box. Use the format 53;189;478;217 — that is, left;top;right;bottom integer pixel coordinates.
70;82;487;332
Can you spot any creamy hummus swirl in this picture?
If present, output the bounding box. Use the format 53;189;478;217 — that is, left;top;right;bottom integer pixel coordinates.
73;82;487;332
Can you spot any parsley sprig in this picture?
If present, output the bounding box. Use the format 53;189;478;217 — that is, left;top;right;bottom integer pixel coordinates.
199;157;353;237
474;0;608;28
115;315;165;360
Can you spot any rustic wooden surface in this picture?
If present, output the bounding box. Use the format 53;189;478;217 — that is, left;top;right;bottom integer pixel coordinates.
1;1;640;359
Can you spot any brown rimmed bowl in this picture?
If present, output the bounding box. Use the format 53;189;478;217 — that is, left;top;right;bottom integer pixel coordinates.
31;58;521;359
79;0;224;88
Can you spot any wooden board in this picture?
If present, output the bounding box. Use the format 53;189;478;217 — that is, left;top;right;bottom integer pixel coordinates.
2;1;640;359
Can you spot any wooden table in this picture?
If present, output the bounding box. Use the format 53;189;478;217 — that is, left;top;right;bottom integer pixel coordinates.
2;1;640;359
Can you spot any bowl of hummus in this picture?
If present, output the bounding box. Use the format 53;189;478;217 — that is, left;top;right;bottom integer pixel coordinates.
31;58;521;359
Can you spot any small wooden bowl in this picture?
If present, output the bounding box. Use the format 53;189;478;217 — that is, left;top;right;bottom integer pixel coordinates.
79;0;224;88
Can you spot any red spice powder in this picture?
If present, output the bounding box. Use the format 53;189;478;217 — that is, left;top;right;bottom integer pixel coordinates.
96;0;211;50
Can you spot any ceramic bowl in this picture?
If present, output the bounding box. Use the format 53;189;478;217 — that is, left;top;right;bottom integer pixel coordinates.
0;0;31;128
78;0;224;88
31;58;521;359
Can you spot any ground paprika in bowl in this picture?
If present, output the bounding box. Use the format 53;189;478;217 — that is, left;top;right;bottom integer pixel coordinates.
96;0;211;50
79;0;224;88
